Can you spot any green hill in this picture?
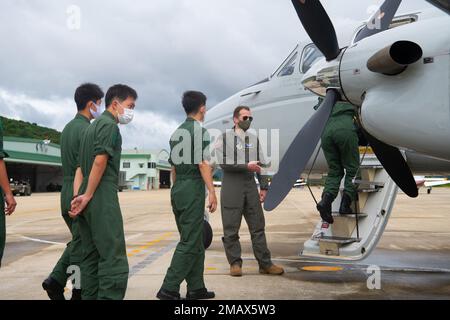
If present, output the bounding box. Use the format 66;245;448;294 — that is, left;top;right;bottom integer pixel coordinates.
0;116;61;145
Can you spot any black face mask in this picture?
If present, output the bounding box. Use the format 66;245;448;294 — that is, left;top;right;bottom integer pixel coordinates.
238;119;251;132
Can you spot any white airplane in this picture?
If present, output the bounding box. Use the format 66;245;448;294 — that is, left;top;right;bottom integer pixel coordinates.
415;176;450;193
204;0;450;261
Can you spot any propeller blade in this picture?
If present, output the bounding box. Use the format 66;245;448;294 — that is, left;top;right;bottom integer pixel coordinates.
362;129;418;198
354;0;402;43
291;0;340;61
264;90;339;211
425;0;450;15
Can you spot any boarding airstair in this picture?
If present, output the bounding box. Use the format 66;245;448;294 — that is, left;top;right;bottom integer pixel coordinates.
301;153;399;261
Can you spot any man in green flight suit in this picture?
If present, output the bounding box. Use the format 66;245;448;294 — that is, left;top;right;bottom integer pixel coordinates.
317;101;360;224
215;106;284;277
157;91;217;300
0;118;17;268
70;84;137;300
42;83;104;300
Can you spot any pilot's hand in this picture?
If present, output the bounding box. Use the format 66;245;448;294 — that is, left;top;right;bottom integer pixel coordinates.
4;193;17;216
259;189;267;203
69;194;92;218
247;161;262;174
207;192;218;213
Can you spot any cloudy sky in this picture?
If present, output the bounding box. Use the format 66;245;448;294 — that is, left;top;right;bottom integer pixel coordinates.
0;0;432;149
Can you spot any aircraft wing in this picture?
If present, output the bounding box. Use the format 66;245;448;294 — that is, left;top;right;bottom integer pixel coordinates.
424;180;450;187
426;0;450;14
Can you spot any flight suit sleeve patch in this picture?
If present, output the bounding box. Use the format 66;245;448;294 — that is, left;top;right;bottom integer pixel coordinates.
257;174;270;190
94;123;118;158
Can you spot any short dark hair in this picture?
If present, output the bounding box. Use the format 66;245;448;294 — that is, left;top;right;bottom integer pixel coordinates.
74;83;104;111
182;91;207;115
105;84;138;107
233;106;250;119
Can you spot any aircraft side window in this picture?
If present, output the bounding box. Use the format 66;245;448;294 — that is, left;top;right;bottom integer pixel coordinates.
277;52;298;77
300;44;324;74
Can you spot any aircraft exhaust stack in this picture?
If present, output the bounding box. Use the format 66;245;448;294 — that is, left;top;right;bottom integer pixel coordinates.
367;41;423;76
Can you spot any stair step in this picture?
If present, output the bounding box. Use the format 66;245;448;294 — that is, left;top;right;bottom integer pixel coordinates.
360;165;383;169
332;212;368;218
360;156;382;168
340;187;380;193
353;179;385;188
317;236;361;244
358;188;381;193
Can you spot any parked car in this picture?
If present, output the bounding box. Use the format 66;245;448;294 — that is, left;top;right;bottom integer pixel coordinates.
9;179;32;196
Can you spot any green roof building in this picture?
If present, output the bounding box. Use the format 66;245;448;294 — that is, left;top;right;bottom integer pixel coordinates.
3;136;63;192
3;137;172;193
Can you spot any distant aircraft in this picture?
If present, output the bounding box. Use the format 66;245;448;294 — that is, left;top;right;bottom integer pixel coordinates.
415;176;450;193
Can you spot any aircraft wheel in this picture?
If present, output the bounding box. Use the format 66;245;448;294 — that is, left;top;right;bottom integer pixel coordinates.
203;220;213;250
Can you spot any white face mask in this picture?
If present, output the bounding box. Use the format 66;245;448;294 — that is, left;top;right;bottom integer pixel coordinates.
89;102;103;119
117;103;134;125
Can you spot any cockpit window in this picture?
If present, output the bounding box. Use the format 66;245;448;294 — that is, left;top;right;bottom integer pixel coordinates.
277;52;298;77
271;45;299;78
300;44;324;74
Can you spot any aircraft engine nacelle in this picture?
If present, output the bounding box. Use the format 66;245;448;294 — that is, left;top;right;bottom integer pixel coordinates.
339;15;450;161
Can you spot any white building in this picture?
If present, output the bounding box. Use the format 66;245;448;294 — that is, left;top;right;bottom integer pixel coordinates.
120;149;172;191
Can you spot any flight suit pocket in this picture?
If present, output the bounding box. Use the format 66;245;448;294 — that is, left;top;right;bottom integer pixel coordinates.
221;182;245;209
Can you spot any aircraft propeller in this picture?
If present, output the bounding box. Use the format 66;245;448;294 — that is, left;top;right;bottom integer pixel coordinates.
264;0;418;212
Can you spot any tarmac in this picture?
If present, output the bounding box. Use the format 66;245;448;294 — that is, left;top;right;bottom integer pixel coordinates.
1;187;449;300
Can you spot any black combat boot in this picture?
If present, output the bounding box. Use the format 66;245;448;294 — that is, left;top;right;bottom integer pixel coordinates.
339;193;354;215
71;289;82;300
156;288;181;300
42;277;65;300
186;288;215;300
316;192;334;224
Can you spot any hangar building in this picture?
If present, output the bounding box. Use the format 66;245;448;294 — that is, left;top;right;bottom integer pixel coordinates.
3;137;63;192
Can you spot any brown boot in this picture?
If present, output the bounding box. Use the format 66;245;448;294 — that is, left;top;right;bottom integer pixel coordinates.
259;264;285;275
230;263;243;277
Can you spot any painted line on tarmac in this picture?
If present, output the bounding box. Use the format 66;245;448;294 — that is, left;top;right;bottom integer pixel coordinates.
19;236;65;245
126;232;174;257
288;258;450;273
125;233;144;242
129;241;178;278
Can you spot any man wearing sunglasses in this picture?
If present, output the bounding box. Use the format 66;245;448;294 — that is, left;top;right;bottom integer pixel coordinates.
215;106;284;277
